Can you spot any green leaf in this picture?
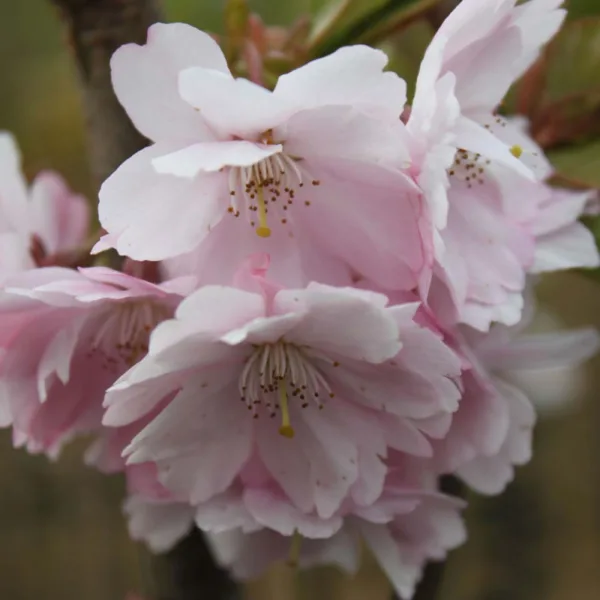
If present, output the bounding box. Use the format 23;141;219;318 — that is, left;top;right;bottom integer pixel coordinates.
543;18;600;104
548;139;600;188
224;0;250;62
308;0;355;49
356;0;439;46
386;20;434;99
508;17;600;149
311;0;440;57
566;0;600;19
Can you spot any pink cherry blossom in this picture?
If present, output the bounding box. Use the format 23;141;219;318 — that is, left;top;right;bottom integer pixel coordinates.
200;456;465;600
0;132;89;280
115;448;465;600
103;261;462;519
420;114;598;331
406;0;561;227
530;187;600;273
95;23;430;291
0;266;193;455
409;0;565;169
435;308;599;494
406;0;573;330
124;495;196;553
84;404;196;552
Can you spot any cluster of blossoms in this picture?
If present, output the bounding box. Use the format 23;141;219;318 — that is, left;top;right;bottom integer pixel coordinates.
2;0;599;597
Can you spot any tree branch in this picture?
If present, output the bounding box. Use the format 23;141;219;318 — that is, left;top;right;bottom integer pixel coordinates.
50;0;160;185
154;529;240;600
424;0;458;30
49;2;241;599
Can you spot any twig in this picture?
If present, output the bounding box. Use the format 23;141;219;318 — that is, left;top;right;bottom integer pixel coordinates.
50;0;160;186
154;529;240;600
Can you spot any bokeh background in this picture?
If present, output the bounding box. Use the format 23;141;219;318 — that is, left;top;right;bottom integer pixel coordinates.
1;1;600;599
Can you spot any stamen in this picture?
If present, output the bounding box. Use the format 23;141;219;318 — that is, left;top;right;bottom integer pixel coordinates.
88;301;168;371
255;188;271;238
226;145;318;236
287;530;303;568
278;385;295;438
510;145;523;159
238;341;332;432
448;148;488;188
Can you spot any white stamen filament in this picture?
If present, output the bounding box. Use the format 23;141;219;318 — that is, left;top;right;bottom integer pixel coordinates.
227;150;320;237
90;301;169;369
239;341;334;438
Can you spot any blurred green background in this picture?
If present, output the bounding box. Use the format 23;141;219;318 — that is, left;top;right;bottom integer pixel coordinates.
1;1;600;599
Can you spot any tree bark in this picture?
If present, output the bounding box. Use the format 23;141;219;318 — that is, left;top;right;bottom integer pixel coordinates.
425;0;459;30
50;0;160;185
154;529;240;600
49;2;241;599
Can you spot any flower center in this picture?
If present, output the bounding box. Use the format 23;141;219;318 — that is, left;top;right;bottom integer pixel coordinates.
227;150;320;238
448;148;490;188
89;300;170;370
448;143;527;188
238;341;334;438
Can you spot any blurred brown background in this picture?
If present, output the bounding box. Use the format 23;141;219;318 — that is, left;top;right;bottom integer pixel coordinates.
1;1;600;599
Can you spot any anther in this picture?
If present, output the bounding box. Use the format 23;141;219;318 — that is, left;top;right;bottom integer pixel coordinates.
510;145;523;159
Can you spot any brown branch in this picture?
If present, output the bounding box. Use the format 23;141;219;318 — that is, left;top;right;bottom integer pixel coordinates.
48;2;241;599
50;0;160;186
153;529;240;600
424;0;459;30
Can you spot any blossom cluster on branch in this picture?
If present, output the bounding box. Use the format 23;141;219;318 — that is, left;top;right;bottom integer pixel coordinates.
1;0;599;597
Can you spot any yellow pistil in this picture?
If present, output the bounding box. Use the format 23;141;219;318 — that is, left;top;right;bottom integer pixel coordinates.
287;530;303;568
510;145;523;159
278;384;295;439
255;188;271;238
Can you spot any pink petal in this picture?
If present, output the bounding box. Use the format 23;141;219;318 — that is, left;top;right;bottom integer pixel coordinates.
244;488;342;538
0;132;29;235
533;224;600;273
124;496;195;553
126;375;253;505
111;22;226;142
97;142;225;260
29;171;89;254
275;284;401;363
274;45;406;119
179;67;294;138
152;141;282;178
